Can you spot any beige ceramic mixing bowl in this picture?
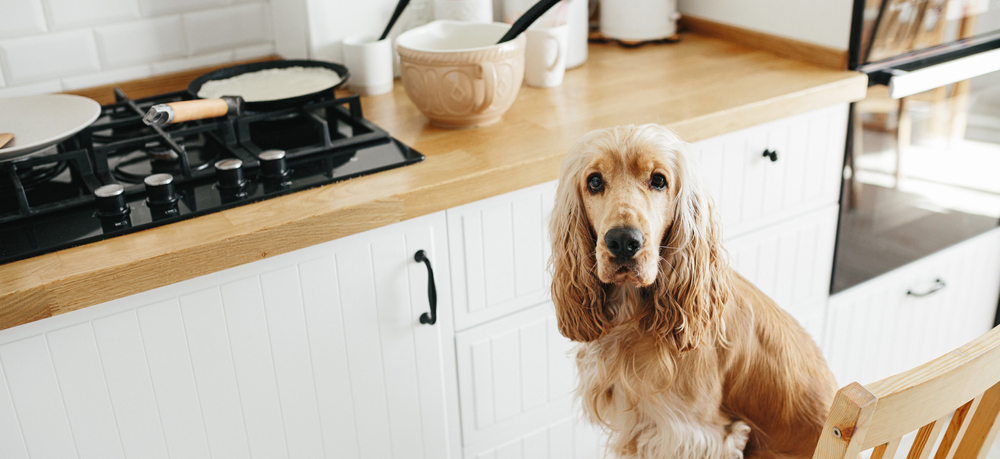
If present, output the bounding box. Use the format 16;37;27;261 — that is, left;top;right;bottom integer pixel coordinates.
396;20;526;129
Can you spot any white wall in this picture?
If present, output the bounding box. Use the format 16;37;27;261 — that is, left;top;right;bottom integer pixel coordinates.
677;0;854;50
0;0;276;98
271;0;434;63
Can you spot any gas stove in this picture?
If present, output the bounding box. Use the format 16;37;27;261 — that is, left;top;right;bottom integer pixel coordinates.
0;89;423;265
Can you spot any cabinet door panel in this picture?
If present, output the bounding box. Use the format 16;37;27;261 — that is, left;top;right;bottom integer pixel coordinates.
136;299;212;458
92;310;171;459
467;415;603;459
449;182;557;331
0;212;458;459
0;335;77;459
298;256;361;459
259;266;325;459
725;204;839;316
456;302;584;453
46;322;125;459
179;287;253;459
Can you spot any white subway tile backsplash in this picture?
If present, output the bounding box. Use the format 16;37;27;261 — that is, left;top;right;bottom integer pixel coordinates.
233;43;274;61
0;0;273;91
42;0;140;30
137;0;224;17
62;64;152;90
151;50;233;74
0;30;100;85
0;80;63;98
0;0;47;39
183;4;269;55
95;16;186;68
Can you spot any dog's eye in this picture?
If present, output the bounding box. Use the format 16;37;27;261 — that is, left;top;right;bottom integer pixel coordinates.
650;173;667;191
587;173;604;193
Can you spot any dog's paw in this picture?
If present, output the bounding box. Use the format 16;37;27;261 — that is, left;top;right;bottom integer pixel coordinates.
726;421;751;459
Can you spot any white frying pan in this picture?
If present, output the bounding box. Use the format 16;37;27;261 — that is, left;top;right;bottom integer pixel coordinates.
0;94;101;161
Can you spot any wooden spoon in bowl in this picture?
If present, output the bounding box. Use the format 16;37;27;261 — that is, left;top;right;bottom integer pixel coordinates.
0;133;13;149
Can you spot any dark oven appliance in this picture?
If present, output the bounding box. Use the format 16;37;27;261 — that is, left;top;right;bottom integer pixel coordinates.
0;89;423;265
832;0;1000;293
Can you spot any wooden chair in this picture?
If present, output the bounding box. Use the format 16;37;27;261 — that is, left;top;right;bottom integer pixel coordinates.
813;325;1000;459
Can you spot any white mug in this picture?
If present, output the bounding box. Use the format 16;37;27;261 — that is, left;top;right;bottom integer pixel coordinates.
342;35;394;96
524;24;568;88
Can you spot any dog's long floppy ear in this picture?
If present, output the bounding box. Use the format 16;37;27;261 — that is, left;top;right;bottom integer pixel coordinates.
549;134;610;342
647;126;733;351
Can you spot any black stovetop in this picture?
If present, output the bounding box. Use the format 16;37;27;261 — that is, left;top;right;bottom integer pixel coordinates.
0;90;423;265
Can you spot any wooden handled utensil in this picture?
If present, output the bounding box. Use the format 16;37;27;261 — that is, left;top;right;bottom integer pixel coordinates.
142;96;244;126
0;133;13;149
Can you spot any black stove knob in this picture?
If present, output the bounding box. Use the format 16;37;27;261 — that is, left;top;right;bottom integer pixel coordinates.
215;159;245;189
94;184;130;218
144;173;178;207
259;149;288;179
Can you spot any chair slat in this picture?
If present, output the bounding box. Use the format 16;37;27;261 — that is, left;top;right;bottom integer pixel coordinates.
954;381;1000;459
934;395;983;459
812;383;879;459
872;437;902;459
906;415;947;459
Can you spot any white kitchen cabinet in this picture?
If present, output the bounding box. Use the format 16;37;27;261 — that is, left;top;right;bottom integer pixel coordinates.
691;103;847;239
824;227;1000;388
453;302;603;458
0;212;460;459
447;181;557;331
473;415;604;459
724;204;840;327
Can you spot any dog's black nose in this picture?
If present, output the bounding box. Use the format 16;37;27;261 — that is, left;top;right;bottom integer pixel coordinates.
605;227;644;260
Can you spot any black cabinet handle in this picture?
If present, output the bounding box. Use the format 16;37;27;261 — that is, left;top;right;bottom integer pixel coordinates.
763;149;778;162
415;250;437;325
907;278;946;297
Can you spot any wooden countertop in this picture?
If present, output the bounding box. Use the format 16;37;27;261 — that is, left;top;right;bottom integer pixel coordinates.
0;33;867;331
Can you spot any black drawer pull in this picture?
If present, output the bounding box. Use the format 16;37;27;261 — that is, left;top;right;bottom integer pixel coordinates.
763;149;778;162
415;250;437;325
907;278;946;298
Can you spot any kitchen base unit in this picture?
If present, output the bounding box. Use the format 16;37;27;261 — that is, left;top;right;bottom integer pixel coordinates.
0;211;461;459
0;101;856;458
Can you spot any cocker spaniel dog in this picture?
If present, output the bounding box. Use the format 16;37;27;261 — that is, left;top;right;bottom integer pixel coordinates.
549;124;837;459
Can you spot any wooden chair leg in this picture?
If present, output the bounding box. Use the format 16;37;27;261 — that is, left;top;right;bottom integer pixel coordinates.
954;381;1000;459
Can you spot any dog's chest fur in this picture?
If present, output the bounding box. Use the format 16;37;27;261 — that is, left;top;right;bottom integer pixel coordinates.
575;332;739;459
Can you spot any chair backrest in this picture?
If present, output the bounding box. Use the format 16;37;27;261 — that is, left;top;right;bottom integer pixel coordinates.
813;325;1000;459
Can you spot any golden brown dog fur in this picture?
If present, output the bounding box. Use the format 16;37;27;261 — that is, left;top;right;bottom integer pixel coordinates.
549;124;838;459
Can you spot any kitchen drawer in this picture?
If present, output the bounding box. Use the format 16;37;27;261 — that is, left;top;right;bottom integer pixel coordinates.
724;204;840;317
468;415;603;459
824;227;1000;387
691;103;848;239
447;181;557;331
454;302;580;453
